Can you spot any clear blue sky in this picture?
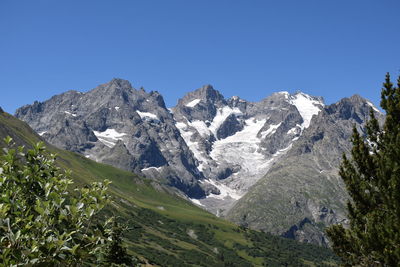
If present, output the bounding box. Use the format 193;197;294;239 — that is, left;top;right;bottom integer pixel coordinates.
1;0;399;113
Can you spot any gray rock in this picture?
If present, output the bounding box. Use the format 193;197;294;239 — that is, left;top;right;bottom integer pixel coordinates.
15;78;384;246
173;88;325;217
226;94;384;246
15;78;206;198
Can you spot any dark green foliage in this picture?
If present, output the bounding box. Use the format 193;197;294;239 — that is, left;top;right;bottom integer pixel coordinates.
104;218;136;266
327;73;400;266
125;207;338;266
245;231;339;266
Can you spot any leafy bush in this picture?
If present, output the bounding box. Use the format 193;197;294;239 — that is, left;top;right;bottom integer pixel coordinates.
0;137;132;265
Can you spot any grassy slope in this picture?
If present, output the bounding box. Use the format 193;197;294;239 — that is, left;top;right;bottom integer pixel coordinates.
0;111;339;266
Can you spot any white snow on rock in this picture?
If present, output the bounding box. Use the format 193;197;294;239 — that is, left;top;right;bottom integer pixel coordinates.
205;117;295;195
189;198;205;206
186;99;201;108
190;120;211;137
289;93;323;129
115;106;120;111
209;106;242;137
260;123;282;139
176;119;211;139
64;111;77;117
136;111;158;120
141;166;164;172
287;125;300;135
38;131;47;136
93;128;127;148
176;121;208;171
278;91;290;99
204;179;243;200
366;101;380;113
210;118;269;176
176;122;187;130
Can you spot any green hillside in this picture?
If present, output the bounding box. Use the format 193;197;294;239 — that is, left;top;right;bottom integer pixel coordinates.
0;110;339;266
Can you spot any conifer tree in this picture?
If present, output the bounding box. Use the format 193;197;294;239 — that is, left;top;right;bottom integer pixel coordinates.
104;218;136;266
326;73;400;266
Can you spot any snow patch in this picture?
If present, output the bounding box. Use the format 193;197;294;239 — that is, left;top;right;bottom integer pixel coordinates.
141;166;164;172
278;91;290;99
176;121;208;171
289;93;323;129
115;106;120;111
189;198;204;207
366;101;380;113
209;106;242;137
287;126;300;135
186;99;201;108
260;123;282;139
93;128;127;148
207;118;295;194
64;111;77;117
136;111;158;120
210;118;269;178
38;131;47;136
175;105;243;172
204;179;242;200
190;120;211;137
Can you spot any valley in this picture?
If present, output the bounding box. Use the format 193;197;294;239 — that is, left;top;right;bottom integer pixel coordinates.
14;79;383;246
0;100;339;266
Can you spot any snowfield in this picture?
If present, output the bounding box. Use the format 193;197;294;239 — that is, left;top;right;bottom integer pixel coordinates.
175;92;324;208
185;99;201;107
136;111;158;120
93;128;127;148
289;93;323;129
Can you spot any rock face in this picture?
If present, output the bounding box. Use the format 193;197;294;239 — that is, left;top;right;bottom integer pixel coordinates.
225;95;384;246
15;79;383;246
172;87;325;214
15;79;206;197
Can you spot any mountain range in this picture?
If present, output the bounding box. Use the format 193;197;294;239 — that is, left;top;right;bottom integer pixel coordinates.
15;78;383;246
0;98;339;266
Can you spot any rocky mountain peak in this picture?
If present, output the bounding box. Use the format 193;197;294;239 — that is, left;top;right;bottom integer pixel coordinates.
149;90;167;109
227;96;247;110
15;79;206;198
90;78;134;99
14;79;384;246
325;94;379;123
108;78;133;90
172;85;228;122
178;84;226;107
197;84;224;102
